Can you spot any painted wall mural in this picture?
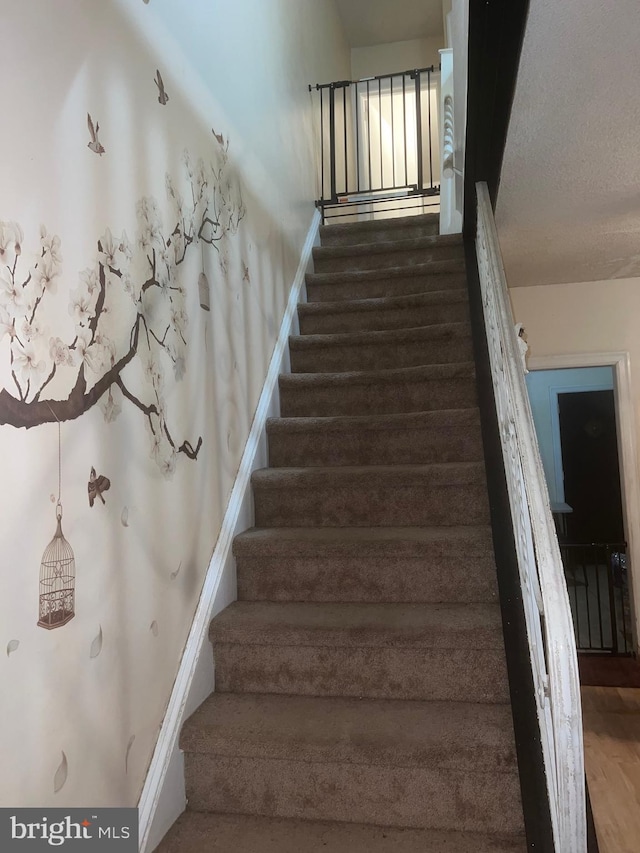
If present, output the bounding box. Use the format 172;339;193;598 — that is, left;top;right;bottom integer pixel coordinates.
0;136;245;478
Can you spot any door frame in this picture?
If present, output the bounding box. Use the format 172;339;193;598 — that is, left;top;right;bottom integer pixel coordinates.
528;351;640;653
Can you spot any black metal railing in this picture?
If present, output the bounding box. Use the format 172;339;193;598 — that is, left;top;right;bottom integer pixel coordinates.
310;67;441;222
560;542;632;654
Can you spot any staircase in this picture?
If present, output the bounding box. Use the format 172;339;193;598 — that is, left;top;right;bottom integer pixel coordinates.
158;214;526;852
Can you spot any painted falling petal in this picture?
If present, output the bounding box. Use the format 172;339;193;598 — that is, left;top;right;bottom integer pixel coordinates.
6;639;19;656
90;626;103;659
125;735;135;774
54;752;68;794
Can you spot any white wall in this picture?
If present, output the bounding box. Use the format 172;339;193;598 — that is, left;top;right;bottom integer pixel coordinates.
351;37;443;79
0;0;349;809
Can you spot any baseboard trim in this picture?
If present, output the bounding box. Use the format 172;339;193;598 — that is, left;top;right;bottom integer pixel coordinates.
138;209;321;852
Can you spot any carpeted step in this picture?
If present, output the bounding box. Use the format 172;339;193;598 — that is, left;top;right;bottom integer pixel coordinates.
313;235;464;274
279;363;477;417
267;409;483;468
209;601;510;703
289;325;473;373
319;212;440;247
179;693;521;832
306;261;466;302
252;463;489;528
234;525;498;603
157;813;527;853
298;289;469;335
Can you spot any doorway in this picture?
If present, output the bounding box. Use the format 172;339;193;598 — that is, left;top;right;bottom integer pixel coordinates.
526;366;633;654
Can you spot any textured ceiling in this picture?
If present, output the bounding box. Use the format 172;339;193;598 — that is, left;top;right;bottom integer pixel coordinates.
334;0;444;47
496;0;640;287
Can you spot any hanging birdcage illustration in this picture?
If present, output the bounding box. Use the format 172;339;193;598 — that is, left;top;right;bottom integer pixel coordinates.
38;502;75;629
38;416;76;630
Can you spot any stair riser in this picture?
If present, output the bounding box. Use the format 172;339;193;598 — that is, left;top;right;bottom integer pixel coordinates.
237;555;498;603
306;272;467;302
184;755;522;834
268;425;483;466
279;378;477;417
290;337;473;373
213;645;509;703
253;482;489;527
314;245;464;274
298;303;469;335
319;222;440;248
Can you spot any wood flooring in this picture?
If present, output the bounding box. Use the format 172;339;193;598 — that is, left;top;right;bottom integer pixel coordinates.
582;686;640;853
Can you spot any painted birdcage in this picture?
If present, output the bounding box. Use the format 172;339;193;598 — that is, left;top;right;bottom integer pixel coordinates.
38;503;75;630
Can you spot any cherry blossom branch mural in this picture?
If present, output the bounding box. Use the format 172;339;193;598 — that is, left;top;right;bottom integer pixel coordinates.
0;141;245;477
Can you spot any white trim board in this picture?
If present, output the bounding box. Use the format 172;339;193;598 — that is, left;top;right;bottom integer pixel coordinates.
528;352;640;654
138;209;322;853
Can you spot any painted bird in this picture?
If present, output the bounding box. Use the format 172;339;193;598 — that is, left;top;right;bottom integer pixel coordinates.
212;128;225;146
87;113;105;156
88;467;111;507
154;70;169;105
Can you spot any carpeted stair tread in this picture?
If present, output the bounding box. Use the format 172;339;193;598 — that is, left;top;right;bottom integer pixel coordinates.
181;692;517;771
290;322;472;350
313;235;464;274
319;212;440;247
289;322;471;350
253;462;487;489
234;525;498;603
210;601;509;702
157;813;527;853
279;362;477;417
209;601;504;650
306;264;466;302
298;288;469;325
252;463;489;527
267;409;483;466
300;287;468;315
289;324;473;372
267;408;480;436
234;524;495;553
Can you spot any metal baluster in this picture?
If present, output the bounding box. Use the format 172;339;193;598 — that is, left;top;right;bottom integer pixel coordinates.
378;77;383;190
606;545;619;653
391;76;395;189
427;67;433;188
573;549;582;648
414;70;423;191
620;548;629;652
355;83;361;193
320;87;325;202
343;85;348;195
367;80;372;192
329;84;337;202
402;74;407;187
594;545;606;649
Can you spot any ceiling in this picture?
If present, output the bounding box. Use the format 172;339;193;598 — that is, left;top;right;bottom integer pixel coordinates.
496;0;640;287
335;0;444;48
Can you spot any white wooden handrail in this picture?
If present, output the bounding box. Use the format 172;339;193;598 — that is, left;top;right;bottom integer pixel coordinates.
475;182;586;852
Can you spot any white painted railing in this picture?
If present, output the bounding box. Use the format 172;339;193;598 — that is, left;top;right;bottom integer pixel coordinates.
475;182;586;853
